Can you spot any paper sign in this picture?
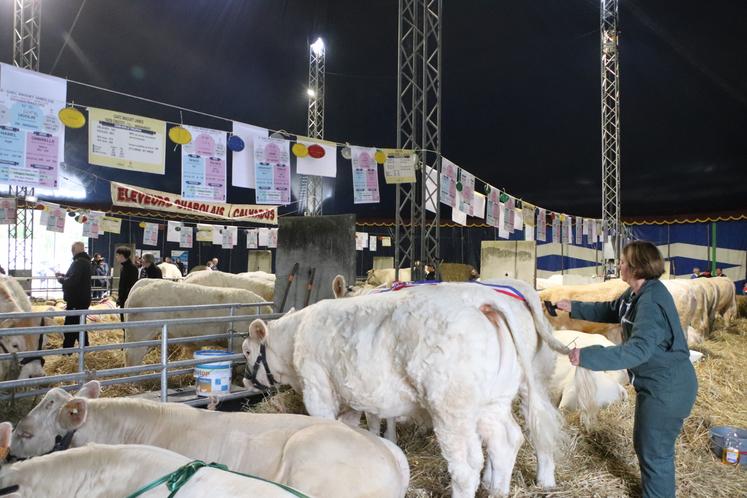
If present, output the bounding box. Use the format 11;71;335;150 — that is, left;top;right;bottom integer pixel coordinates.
196;224;213;242
486;190;500;228
0;63;66;189
381;236;391;247
88;108;166;174
221;227;233;249
179;226;193;248
472;192;486;219
551;216;560;243
451;205;467;226
101;216;121;234
369;235;377;251
268;228;278;248
246;229;258;249
355;232;369;250
45;204;66;233
383;150;416;184
258;227;270;247
0;198;16;224
351;146;380;204
143;222;159;246
254;137;291;205
440;158;457;208
167;221;182;242
575;217;583;244
296;139;337;178
458;169;475;216
498;203;509;239
231;122;268;188
82;211;104;239
536;208;546;242
181;125;227;202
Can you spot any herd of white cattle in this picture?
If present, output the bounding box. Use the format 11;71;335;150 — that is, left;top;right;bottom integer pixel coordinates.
0;269;738;497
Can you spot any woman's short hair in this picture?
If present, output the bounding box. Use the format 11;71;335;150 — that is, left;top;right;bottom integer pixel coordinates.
622;240;665;279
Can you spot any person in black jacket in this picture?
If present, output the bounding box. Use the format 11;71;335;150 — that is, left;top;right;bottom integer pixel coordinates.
115;247;139;323
141;253;163;279
55;242;91;349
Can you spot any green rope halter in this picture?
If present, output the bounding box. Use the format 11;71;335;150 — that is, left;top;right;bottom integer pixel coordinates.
125;459;311;498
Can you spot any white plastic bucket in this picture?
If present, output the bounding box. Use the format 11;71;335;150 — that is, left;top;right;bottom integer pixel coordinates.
193;350;232;397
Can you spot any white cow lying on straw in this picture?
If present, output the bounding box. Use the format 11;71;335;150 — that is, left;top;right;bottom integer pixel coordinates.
9;381;408;498
243;281;574;498
185;271;275;302
0;422;308;498
549;330;628;427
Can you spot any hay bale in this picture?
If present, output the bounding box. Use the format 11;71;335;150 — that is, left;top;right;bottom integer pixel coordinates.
438;263;473;282
243;387;307;415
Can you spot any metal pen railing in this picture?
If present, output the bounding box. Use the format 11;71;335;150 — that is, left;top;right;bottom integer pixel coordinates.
13;275;185;300
0;302;278;404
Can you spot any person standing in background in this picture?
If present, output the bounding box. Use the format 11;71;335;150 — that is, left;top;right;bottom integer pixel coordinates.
55;242;92;349
115;247;139;323
141;253;163;279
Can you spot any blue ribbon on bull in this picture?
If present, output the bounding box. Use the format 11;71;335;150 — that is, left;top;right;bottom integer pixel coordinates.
375;280;527;302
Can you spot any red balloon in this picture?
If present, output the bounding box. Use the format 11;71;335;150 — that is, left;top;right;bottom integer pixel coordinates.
307;144;325;159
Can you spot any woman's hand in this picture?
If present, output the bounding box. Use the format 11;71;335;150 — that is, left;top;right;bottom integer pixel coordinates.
555;299;572;313
569;348;580;366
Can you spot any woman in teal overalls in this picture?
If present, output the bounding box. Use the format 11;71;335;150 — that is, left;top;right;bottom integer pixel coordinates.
557;240;698;498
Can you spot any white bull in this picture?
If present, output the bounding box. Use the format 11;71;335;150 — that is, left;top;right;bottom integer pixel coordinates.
0;424;308;497
0;275;48;380
549;330;628;427
123;280;272;366
9;381;408;498
366;268;411;286
243;282;571;498
184;270;274;302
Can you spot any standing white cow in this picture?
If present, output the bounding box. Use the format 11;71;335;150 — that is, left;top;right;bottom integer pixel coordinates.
123;280;271;366
243;282;571;497
0;275;47;380
9;382;408;498
185;270;274;302
0;425;309;497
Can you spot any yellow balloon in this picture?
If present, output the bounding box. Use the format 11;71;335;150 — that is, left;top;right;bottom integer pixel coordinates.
374;150;387;164
292;143;309;158
58;107;86;129
169;126;192;145
138;222;146;228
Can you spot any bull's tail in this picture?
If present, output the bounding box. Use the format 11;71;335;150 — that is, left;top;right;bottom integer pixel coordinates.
573;366;600;429
480;303;566;458
483;278;570;355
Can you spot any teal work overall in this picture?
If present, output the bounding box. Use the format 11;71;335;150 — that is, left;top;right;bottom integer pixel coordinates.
572;279;698;498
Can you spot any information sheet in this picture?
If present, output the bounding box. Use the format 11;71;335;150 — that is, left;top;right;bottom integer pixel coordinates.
351;146;380;204
181;125;227;202
88;108;166;174
253;137;291;205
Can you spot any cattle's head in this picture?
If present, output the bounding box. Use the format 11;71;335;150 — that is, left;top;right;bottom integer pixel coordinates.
242;317;296;390
10;381;100;458
331;274;380;298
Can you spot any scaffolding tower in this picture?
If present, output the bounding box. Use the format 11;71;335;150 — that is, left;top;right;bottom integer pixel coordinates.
8;0;42;273
395;0;442;280
301;38;326;216
601;0;621;275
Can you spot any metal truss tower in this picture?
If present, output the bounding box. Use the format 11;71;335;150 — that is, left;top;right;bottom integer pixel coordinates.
601;0;621;273
302;38;326;216
8;0;41;273
395;0;442;279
